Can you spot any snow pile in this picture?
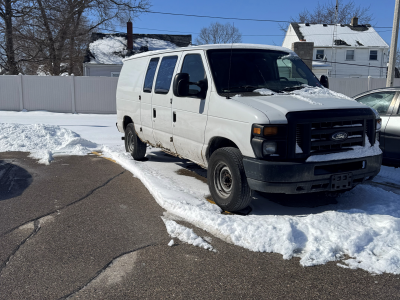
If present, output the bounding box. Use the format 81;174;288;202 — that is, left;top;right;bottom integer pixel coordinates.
0;123;98;164
103;146;400;274
254;88;274;95
307;136;382;162
133;38;177;51
161;217;215;251
291;86;352;101
89;36;126;64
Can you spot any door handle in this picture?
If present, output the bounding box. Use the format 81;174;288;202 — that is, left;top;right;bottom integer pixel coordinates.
173;112;176;123
153;108;156;118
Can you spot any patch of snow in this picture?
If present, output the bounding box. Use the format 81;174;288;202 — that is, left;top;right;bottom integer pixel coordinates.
291;86;352;101
133;38;177;51
0;123;98;164
89;36;126;64
306;136;382;162
296;142;303;154
168;239;175;246
161;218;215;252
254;88;274;95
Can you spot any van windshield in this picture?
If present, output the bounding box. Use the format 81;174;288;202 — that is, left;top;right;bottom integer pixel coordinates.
207;49;321;95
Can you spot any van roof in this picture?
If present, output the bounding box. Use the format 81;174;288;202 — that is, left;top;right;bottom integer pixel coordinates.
122;43;293;62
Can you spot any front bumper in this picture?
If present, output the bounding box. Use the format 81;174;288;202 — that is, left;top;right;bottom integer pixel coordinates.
243;154;382;194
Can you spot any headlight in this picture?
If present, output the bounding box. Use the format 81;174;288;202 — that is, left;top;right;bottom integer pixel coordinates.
376;118;382;131
263;141;277;155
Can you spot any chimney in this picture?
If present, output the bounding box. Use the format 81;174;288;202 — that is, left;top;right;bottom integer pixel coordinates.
127;20;133;54
351;17;358;27
292;41;314;70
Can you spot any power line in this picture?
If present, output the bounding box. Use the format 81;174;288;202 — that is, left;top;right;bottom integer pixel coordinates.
144;10;393;29
98;26;392;37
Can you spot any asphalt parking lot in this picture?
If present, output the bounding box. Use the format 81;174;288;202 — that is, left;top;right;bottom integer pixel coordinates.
1;152;399;300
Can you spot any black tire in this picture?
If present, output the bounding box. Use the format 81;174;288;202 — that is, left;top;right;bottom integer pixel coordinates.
207;147;251;212
125;123;146;160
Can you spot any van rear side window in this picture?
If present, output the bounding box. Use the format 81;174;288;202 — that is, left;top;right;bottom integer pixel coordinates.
143;58;159;93
155;56;178;94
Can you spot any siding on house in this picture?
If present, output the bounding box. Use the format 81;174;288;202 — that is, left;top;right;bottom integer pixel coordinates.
282;23;389;78
84;65;123;77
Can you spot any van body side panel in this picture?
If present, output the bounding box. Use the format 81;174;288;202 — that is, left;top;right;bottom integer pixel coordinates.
151;53;182;153
203;92;270;162
172;50;211;165
116;58;148;133
140;57;156;144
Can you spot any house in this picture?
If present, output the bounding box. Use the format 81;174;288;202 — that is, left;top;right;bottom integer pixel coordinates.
282;17;389;78
83;22;191;77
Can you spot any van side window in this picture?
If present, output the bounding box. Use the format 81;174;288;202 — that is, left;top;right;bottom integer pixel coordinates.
181;54;206;95
155;56;178;94
143;58;159;93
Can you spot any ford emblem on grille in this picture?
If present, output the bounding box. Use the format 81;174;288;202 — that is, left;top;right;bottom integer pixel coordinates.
331;131;348;141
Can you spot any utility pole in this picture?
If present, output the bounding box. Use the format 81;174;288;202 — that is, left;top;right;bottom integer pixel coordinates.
387;0;400;87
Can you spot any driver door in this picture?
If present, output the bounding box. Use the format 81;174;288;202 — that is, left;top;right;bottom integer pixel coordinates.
172;50;211;165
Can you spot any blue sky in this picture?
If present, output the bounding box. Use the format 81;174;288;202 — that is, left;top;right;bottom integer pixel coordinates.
110;0;397;47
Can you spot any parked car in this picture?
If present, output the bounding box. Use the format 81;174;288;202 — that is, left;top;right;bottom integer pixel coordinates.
354;88;400;167
116;44;382;212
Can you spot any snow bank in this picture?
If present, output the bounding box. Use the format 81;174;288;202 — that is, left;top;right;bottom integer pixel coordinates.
307;136;382;162
103;146;400;275
162;217;214;251
0;123;98;164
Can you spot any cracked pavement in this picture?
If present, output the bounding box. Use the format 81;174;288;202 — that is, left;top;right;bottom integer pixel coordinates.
1;152;400;299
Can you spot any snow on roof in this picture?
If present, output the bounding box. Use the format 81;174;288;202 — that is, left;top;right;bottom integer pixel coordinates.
89;36;126;64
312;61;332;68
290;23;388;48
88;35;179;65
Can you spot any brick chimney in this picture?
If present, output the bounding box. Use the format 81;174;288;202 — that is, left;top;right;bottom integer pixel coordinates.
292;41;314;70
351;17;358;27
127;20;133;55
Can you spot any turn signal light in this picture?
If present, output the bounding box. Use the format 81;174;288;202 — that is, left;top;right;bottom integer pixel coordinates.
253;128;261;135
263;127;278;136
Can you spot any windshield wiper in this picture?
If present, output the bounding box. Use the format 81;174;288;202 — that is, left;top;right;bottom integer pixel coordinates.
223;85;258;92
278;85;305;92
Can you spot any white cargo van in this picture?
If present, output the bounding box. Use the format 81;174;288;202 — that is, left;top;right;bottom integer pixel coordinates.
116;44;382;211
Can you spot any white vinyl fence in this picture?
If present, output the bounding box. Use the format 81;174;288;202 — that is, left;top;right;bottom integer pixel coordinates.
0;75;118;114
329;77;400;98
0;75;400;114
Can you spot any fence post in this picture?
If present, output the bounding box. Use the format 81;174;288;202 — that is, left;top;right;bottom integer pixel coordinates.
70;74;76;113
368;76;372;91
18;74;24;110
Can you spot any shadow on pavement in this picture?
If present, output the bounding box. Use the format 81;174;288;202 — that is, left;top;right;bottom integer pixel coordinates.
0;160;32;201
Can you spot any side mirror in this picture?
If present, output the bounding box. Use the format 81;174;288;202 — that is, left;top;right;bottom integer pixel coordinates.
319;75;329;88
173;73;189;97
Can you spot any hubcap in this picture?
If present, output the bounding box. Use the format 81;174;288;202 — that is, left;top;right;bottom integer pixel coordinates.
127;132;135;152
214;162;233;199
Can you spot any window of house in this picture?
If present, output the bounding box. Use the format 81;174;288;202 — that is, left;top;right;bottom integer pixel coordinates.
346;50;355;60
181;54;206;95
370;50;378;60
316;50;325;60
111;72;120;77
154;56;178;94
143;57;159;93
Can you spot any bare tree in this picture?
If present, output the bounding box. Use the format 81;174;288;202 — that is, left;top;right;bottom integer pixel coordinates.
280;0;373;33
195;22;242;45
0;0;32;74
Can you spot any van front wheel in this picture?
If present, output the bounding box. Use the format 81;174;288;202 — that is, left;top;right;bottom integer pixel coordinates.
208;147;251;212
125;123;146;160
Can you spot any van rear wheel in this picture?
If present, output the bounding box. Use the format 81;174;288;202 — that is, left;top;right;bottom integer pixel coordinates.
125;123;146;160
208;147;251;212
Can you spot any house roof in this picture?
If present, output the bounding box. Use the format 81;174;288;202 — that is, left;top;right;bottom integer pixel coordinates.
288;23;389;48
84;33;192;64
